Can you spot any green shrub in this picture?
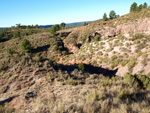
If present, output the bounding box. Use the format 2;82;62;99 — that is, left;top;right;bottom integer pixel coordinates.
109;10;116;19
120;47;130;52
103;13;108;21
137;75;150;88
62;51;68;55
121;59;129;66
60;22;66;29
111;60;119;69
97;51;103;56
21;39;32;53
99;80;111;87
51;38;65;51
50;24;60;35
67;79;78;86
87;91;103;102
124;73;140;88
141;58;147;65
114;39;119;45
94;34;101;41
104;53;108;57
47;73;54;80
124;73;150;89
100;42;105;46
78;63;85;71
32;56;42;62
111;76;116;81
127;57;137;72
27;30;32;35
73;42;77;47
83;22;88;26
111;63;115;69
13;31;21;38
118;89;131;100
92;60;97;66
111;55;117;61
130;33;144;41
6;48;15;55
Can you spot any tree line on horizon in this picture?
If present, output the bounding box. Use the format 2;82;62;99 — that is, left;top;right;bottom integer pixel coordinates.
103;10;119;21
11;23;39;29
0;23;42;42
102;2;148;21
130;2;148;12
50;22;66;35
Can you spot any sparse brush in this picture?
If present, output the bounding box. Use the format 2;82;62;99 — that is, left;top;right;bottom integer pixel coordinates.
94;34;101;41
127;57;137;72
32;56;42;62
124;73;140;88
118;89;132;100
21;39;32;53
67;79;78;86
87;91;103;102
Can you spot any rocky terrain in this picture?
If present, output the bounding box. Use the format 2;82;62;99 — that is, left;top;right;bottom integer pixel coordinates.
1;6;150;113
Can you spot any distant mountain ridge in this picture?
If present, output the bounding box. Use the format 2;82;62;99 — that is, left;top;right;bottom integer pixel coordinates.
0;21;94;30
0;27;9;30
39;20;93;28
65;21;93;27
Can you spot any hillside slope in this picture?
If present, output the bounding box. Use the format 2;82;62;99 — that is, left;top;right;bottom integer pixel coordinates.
59;7;150;77
1;7;150;113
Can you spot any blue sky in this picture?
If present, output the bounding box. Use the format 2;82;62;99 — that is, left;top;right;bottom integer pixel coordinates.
0;0;150;27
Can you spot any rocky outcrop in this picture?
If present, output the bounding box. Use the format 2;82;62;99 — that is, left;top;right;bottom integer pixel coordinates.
0;95;19;105
96;18;150;37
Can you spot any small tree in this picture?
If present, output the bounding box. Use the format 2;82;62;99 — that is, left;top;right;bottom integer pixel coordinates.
54;24;60;31
60;22;66;29
35;24;39;29
0;30;6;38
50;26;56;35
109;10;116;19
13;31;21;38
83;22;88;26
50;24;60;35
137;4;143;12
124;73;140;88
16;23;21;28
103;13;108;21
78;63;85;71
143;2;148;9
130;2;137;12
21;39;32;53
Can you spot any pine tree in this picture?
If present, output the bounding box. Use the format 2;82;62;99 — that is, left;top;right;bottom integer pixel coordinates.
21;39;32;53
109;10;116;19
50;24;60;35
130;2;137;12
143;2;148;9
60;22;66;29
103;13;108;21
137;4;143;12
83;22;88;26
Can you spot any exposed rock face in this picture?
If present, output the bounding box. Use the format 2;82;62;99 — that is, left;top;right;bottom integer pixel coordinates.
96;18;150;37
116;66;128;77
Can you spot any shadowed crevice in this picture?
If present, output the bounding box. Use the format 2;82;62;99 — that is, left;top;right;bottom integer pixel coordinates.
52;63;118;77
0;95;19;105
32;45;50;53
